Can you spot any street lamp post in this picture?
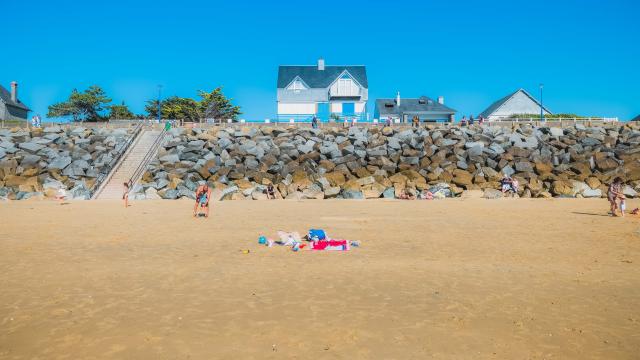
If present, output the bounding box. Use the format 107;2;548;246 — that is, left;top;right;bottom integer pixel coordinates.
157;85;163;123
539;83;544;121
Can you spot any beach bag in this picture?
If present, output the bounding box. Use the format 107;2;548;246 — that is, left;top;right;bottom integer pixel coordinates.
308;229;326;241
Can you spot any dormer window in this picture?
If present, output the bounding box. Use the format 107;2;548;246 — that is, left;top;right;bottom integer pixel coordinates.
287;79;307;93
331;72;360;97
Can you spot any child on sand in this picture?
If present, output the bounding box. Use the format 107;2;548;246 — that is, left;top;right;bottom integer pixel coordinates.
607;177;624;216
123;182;129;208
194;184;212;218
55;188;67;205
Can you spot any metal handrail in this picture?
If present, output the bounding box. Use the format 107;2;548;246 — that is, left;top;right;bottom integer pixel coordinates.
90;121;144;198
126;128;168;192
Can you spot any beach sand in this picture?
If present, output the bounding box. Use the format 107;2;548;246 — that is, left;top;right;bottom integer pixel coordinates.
0;198;639;359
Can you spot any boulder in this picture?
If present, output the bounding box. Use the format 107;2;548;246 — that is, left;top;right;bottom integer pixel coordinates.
483;189;503;199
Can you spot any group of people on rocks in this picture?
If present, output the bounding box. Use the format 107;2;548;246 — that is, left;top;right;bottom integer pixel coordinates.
399;188;434;200
30;115;42;128
500;175;519;196
460;115;485;126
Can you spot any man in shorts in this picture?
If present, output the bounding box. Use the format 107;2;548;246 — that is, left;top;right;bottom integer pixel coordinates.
194;184;212;218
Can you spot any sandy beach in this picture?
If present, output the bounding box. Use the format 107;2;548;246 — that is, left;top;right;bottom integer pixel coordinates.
0;198;639;359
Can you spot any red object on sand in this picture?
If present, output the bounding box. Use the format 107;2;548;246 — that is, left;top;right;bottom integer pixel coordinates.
311;239;348;251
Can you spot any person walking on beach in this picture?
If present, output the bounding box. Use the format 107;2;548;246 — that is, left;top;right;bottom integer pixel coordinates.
194;184;212;218
123;182;130;208
608;177;624;216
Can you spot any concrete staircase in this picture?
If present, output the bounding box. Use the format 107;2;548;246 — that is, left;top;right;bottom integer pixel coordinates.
94;130;162;200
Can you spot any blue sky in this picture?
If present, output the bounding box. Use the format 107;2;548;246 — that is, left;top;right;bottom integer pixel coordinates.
3;0;639;121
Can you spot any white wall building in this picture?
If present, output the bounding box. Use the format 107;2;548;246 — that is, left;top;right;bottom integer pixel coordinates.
277;58;368;122
480;88;551;121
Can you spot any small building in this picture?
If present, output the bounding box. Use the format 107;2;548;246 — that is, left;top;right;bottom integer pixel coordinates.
479;88;551;121
277;58;368;122
0;81;30;121
374;93;456;123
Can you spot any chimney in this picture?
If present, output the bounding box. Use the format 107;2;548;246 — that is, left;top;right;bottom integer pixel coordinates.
438;96;444;105
10;81;17;103
317;57;325;71
396;91;401;107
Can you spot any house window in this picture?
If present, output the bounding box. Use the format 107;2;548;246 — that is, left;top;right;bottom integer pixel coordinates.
287;79;307;93
336;78;359;96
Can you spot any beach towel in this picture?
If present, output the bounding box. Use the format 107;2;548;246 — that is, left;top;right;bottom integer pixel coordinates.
277;231;302;246
311;239;349;251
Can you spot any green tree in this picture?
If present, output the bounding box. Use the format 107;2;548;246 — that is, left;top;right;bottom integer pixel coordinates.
199;87;242;122
145;87;241;122
162;96;201;121
108;101;135;119
47;85;112;122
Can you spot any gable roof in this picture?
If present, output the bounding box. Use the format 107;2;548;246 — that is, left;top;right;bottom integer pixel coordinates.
0;84;30;111
632;114;640;122
479;88;550;118
278;65;368;89
376;96;456;116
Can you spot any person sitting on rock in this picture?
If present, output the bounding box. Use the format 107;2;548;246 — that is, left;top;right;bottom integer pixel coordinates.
608;177;624;217
399;189;415;200
510;178;519;195
419;190;434;200
266;183;276;200
194;184;212;218
500;176;513;195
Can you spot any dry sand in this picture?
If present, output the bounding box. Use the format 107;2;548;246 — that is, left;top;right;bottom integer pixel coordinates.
0;198;639;359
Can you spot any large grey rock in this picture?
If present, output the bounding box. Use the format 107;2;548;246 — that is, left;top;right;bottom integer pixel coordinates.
159;153;180;164
342;190;364;199
47;156;72;170
18;142;45;153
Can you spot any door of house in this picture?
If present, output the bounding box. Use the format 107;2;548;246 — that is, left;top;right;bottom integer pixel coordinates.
342;102;355;116
317;103;329;121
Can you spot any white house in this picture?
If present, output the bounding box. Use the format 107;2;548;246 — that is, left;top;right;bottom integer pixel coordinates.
480;88;551;121
277;58;368;122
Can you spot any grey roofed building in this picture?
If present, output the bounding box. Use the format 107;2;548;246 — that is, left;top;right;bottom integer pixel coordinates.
632;114;640;121
277;65;368;89
374;95;456;123
479;88;551;121
0;81;30;121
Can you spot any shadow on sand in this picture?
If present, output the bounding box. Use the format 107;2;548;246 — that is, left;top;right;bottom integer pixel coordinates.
572;212;611;217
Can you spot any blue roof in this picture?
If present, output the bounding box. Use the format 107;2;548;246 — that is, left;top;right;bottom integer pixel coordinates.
277;65;368;89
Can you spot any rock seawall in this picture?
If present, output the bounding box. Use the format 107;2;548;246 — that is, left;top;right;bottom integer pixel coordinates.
0;126;134;200
132;123;640;200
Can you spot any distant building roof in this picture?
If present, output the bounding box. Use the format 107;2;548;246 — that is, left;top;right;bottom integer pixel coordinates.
632;114;640;121
376;96;456;116
0;84;30;111
479;88;550;118
277;65;368;89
